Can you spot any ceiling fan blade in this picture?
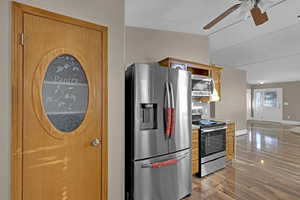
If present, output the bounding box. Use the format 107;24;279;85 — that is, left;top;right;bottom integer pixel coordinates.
250;7;269;26
203;3;242;30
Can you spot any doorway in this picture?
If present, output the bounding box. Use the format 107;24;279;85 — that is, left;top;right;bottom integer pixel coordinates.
253;88;283;122
11;2;108;200
246;89;252;120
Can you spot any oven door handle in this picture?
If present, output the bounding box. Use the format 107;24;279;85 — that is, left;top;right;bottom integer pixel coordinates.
201;126;227;133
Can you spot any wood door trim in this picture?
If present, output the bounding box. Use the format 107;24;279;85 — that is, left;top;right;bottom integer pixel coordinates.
11;2;108;200
13;2;108;32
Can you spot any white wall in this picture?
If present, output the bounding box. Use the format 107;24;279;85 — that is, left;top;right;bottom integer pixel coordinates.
0;1;125;200
126;26;209;66
214;68;247;130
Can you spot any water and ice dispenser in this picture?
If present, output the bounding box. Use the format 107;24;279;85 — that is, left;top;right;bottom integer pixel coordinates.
140;103;157;130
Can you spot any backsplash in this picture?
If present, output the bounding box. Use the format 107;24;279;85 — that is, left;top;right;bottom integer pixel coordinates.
192;101;210;119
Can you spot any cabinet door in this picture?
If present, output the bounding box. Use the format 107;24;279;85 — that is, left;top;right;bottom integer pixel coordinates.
226;124;235;160
226;136;234;160
192;129;199;174
192;160;199;174
210;69;221;102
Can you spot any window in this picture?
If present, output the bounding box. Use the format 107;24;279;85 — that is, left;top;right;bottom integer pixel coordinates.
42;54;89;132
263;91;278;108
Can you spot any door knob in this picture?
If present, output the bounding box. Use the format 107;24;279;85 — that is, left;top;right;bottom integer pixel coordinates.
91;138;101;147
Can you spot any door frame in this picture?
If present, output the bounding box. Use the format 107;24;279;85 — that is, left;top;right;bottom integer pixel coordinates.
253;88;283;121
11;2;108;200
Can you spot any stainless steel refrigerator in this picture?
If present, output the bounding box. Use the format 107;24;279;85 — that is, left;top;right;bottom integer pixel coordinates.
125;63;192;200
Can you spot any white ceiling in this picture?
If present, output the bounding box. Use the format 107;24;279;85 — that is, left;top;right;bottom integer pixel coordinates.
211;22;300;67
126;0;240;36
239;53;300;84
126;0;300;83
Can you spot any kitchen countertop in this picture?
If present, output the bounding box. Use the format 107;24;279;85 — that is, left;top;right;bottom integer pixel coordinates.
209;118;235;125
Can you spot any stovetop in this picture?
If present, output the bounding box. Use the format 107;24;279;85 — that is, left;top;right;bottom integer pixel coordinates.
192;119;226;128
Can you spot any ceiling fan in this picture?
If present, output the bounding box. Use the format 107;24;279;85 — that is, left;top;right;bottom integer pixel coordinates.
203;0;285;30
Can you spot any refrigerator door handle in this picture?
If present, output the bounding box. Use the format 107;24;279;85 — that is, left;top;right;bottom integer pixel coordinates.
169;82;175;109
141;155;187;169
169;82;175;136
165;82;172;136
165;82;171;108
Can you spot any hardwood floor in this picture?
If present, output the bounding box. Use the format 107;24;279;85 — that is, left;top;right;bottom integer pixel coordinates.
187;121;300;200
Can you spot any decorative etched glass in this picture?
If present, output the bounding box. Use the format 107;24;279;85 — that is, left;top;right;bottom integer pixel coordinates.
42;54;88;132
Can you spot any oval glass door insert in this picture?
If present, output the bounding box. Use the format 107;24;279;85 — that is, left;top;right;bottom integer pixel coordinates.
42;54;89;133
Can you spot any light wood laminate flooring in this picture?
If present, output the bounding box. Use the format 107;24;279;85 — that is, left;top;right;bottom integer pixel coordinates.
187;121;300;200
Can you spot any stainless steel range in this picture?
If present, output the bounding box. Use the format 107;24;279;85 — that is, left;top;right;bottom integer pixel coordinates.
193;120;227;177
125;63;192;200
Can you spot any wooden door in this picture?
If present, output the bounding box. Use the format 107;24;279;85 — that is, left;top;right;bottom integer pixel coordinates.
12;3;107;200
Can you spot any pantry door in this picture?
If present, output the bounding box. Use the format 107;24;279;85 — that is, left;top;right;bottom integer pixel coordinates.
12;3;108;200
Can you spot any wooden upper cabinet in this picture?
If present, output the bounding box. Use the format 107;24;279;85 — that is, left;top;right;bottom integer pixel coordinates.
210;67;222;102
159;57;222;102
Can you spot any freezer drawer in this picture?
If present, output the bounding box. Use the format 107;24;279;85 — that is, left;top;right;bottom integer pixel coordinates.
132;149;191;200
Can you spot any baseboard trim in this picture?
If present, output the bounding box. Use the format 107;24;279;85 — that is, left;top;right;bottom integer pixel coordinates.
249;119;300;125
235;129;248;137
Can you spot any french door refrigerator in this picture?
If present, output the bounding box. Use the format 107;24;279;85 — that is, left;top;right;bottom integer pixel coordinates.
125;63;192;200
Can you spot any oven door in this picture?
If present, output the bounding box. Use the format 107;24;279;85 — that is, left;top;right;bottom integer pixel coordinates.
200;126;226;162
